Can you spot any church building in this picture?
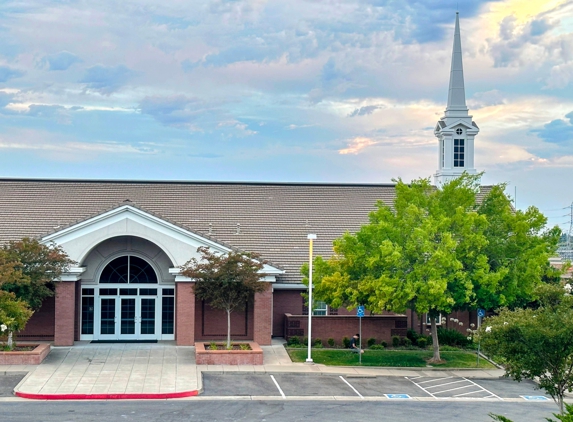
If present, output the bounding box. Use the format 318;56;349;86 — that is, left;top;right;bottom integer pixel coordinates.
0;14;479;346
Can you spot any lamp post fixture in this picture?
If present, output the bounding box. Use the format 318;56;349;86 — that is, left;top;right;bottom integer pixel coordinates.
306;233;317;364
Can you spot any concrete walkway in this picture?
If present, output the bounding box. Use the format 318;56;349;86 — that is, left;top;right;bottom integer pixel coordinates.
0;339;505;400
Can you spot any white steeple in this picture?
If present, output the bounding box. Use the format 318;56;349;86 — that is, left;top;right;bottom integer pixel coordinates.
434;12;479;185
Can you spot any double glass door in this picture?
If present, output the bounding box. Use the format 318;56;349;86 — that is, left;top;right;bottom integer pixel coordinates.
98;295;158;340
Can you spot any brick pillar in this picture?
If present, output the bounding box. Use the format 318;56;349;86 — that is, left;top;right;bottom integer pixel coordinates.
54;281;76;346
253;284;272;345
176;282;195;345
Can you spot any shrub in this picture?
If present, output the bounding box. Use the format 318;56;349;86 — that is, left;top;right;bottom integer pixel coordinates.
239;344;250;350
287;336;300;346
406;329;420;345
417;337;428;348
209;341;218;350
437;327;472;348
369;344;384;350
439;345;462;351
380;341;388;348
313;338;322;347
367;337;376;347
342;336;350;348
391;336;401;348
303;337;308;346
401;337;412;347
327;338;335;348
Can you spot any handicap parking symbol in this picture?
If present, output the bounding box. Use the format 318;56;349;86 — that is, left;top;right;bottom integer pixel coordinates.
385;394;411;399
521;395;549;401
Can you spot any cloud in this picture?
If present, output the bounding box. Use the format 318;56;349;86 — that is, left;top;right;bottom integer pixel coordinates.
26;104;71;124
41;51;83;71
531;112;573;145
79;65;136;94
0;91;15;108
348;105;382;117
0;66;25;82
339;136;378;155
139;95;206;128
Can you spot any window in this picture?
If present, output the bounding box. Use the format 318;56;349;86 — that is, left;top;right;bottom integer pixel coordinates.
425;314;443;325
99;256;157;284
441;140;445;168
453;138;465;167
313;301;327;316
455;128;463;135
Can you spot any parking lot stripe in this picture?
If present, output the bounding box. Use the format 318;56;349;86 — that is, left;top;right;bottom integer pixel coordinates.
462;377;503;401
339;376;364;399
270;375;286;399
406;377;437;398
454;390;486;397
433;384;475;394
417;377;453;385
425;379;467;389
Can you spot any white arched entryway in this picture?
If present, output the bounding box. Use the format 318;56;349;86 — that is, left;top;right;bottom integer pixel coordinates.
81;252;175;341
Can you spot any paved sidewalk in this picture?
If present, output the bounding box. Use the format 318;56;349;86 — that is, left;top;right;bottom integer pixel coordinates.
1;339;505;400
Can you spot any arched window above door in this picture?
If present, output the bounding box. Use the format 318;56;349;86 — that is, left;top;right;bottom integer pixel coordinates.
99;256;158;284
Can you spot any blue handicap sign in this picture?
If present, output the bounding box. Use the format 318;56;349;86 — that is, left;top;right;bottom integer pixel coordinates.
357;305;365;317
385;394;411;399
478;308;486;318
521;396;549;401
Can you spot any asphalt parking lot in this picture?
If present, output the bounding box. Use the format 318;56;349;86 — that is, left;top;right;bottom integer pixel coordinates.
0;373;26;397
202;374;548;401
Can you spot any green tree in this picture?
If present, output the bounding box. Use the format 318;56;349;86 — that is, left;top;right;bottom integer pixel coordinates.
305;174;560;362
0;249;33;350
2;238;74;311
181;247;268;349
481;284;573;415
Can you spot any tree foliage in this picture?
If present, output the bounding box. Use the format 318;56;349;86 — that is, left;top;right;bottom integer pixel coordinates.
2;238;74;310
181;247;268;348
481;284;573;414
0;238;72;350
305;174;560;362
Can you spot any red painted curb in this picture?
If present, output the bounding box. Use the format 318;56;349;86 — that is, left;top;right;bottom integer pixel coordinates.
15;390;199;400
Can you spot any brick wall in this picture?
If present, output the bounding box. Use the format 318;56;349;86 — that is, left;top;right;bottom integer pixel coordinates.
194;295;254;342
176;282;195;345
253;284;272;345
272;289;304;337
17;296;55;341
408;309;476;336
284;314;407;346
54;281;76;346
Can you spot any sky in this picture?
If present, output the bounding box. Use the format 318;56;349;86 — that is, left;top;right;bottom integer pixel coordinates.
0;0;572;231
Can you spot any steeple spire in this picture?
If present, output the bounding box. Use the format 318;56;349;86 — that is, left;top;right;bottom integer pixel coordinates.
445;12;468;117
434;13;479;185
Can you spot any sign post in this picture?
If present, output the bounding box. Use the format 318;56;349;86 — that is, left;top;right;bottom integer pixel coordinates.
476;308;485;367
357;305;365;364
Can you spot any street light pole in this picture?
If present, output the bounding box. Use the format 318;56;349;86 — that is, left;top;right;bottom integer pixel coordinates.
306;234;317;364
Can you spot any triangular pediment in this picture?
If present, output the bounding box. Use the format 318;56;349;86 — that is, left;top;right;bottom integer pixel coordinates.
41;204;283;276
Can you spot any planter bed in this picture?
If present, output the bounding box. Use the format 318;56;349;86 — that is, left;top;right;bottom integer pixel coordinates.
0;343;51;365
195;341;263;365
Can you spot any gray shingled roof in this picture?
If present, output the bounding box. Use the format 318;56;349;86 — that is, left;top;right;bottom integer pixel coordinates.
0;179;400;284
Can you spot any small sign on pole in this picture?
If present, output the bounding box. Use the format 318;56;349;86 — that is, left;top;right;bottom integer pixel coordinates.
357;305;365;364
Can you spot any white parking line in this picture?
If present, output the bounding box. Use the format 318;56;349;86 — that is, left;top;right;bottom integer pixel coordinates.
463;377;502;400
454;390;486;397
433;384;475;395
270;375;286;399
416;376;453;385
425;379;467;389
339;376;364;399
406;376;504;401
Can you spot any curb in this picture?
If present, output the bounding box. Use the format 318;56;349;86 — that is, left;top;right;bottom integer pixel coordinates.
14;390;199;400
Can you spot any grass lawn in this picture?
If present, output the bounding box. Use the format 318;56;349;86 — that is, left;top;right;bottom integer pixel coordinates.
286;348;496;368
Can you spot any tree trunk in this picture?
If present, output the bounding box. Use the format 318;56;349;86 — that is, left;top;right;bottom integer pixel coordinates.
226;309;231;349
429;317;441;363
558;394;564;415
7;331;13;350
